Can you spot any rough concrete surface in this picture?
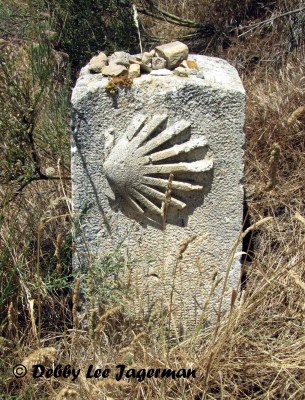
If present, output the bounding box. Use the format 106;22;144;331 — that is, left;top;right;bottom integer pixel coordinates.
71;54;245;334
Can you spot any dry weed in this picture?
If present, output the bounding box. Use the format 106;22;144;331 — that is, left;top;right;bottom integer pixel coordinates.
1;0;304;399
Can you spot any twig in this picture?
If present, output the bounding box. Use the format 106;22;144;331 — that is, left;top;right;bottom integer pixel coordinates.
238;7;305;37
1;174;71;208
137;4;215;33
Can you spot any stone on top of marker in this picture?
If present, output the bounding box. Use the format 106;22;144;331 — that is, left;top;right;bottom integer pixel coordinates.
85;41;195;79
142;50;155;65
88;52;108;73
109;51;130;67
151;56;167;70
155;41;189;68
101;64;127;77
128;63;140;78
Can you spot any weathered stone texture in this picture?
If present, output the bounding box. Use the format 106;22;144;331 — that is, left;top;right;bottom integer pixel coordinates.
71;55;245;333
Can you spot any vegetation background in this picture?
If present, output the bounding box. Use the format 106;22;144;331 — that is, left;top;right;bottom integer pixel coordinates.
0;0;304;398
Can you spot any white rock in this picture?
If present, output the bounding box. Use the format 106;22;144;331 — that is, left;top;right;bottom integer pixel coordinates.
155;41;189;69
150;68;172;75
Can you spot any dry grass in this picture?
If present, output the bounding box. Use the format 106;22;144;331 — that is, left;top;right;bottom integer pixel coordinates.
3;221;304;398
1;0;305;399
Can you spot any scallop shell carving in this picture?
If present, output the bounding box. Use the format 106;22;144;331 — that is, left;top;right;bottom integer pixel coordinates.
103;114;213;216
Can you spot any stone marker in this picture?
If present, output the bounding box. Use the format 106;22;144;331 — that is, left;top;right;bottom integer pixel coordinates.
150;68;172;76
71;54;245;334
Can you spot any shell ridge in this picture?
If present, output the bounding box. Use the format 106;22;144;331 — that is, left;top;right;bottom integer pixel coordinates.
129;187;161;215
143;159;213;174
125;195;145;214
103;113;214;217
126;114;147;141
139;184;186;209
142;176;203;191
148;137;209;163
133;114;168;150
135;119;191;157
